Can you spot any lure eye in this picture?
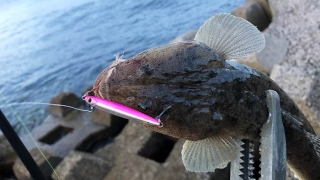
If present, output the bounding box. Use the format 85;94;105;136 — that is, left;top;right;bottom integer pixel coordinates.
88;98;92;103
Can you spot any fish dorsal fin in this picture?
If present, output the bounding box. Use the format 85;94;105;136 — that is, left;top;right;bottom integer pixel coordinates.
181;132;238;172
194;13;265;60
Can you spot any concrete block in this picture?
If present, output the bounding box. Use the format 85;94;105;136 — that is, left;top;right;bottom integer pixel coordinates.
232;0;271;31
255;0;320;137
49;92;82;117
95;121;155;162
155;140;214;180
270;65;320;135
20;112;107;157
13;148;62;180
95;122;180;179
103;155;161;180
265;0;320;69
95;121;228;180
52;151;112;180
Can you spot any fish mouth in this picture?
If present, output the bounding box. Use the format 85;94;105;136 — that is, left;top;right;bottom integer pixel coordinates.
93;66;116;99
94;79;104;98
93;69;107;99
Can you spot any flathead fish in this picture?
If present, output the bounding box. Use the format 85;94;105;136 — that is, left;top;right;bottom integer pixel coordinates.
93;14;320;179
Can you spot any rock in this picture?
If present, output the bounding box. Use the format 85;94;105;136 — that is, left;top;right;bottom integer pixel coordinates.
255;0;273;19
75;118;128;153
266;0;320;68
270;65;320;135
236;31;288;74
232;0;271;31
266;0;320;134
92;109;112;126
170;30;197;43
20;110;107;158
13;148;62;180
95;121;155;163
52;151;112;180
95;122;166;179
0;135;17;177
49;92;82;117
103;155;162;180
95;121;227;180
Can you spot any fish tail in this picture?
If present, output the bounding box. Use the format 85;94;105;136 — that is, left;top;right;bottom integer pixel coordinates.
194;13;265;60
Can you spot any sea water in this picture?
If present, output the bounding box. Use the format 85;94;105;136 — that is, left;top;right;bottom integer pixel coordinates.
0;0;244;134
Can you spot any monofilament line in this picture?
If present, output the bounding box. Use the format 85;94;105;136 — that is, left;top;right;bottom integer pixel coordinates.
0;102;93;112
0;93;61;180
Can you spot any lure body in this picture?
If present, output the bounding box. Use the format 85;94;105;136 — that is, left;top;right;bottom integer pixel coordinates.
83;95;160;126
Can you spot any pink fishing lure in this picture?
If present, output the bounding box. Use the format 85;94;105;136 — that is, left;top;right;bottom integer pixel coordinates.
83;95;161;126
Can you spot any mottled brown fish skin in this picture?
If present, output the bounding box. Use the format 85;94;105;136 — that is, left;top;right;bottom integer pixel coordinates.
95;42;320;179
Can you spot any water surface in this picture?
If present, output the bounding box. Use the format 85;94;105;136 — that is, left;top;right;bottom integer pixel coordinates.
0;0;244;134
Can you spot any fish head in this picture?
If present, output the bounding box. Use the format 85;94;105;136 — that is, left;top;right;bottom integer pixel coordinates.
94;41;228;140
95;41;221;98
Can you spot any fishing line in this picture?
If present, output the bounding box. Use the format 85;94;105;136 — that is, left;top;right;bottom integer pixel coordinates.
0;102;93;112
0;92;61;180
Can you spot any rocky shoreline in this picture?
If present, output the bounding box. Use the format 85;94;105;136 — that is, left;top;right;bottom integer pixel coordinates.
1;0;320;179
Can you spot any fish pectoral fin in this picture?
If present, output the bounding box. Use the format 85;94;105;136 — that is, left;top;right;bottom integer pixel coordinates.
181;133;238;172
194;13;265;60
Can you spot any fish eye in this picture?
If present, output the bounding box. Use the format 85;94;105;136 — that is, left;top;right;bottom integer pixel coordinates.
88;98;92;103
